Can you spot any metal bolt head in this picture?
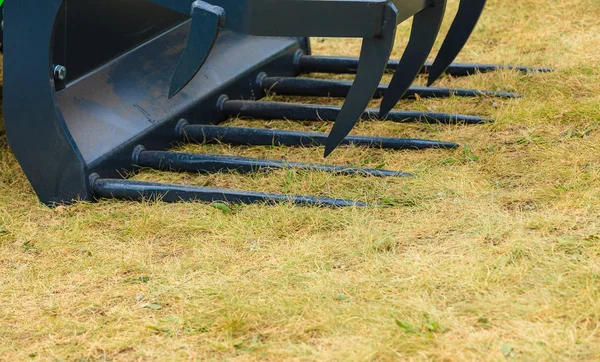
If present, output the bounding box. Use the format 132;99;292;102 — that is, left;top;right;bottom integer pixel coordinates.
53;65;67;81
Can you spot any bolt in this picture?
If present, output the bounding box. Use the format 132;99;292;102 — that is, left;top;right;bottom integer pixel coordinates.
53;65;67;81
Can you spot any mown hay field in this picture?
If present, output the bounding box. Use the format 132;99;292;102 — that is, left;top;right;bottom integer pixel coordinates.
1;0;600;360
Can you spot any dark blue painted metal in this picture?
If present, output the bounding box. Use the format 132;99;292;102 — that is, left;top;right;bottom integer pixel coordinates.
296;55;554;76
1;0;499;207
150;0;451;156
0;7;3;52
2;0;316;205
380;0;447;118
134;148;412;177
92;177;367;207
3;0;91;204
420;62;555;76
261;77;522;99
57;28;304;166
180;123;459;150
428;0;488;86
168;1;225;98
324;2;399;157
53;0;187;83
152;0;394;37
221;100;494;125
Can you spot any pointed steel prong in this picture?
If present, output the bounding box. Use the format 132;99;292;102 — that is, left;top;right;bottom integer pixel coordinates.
297;55;553;76
421;62;555;76
134;150;412;177
379;0;447;118
259;77;522;99
168;1;225;99
427;0;487;86
324;3;398;158
92;178;367;207
180;124;459;150
222;100;494;125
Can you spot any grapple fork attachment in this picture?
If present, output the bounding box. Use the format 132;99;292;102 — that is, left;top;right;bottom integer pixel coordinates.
156;0;544;156
154;0;434;156
2;0;492;207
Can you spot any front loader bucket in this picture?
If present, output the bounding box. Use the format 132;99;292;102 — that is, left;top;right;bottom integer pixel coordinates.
3;0;511;206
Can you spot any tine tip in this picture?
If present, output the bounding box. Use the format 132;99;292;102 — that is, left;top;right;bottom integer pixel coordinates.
426;77;436;87
378;103;393;119
168;84;182;99
378;110;390;119
323;145;335;158
427;68;444;86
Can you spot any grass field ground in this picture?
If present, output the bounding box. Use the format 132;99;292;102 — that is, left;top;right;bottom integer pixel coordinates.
1;0;600;360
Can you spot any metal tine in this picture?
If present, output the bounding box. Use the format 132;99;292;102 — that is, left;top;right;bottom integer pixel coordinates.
91;176;367;207
168;1;226;98
133;146;411;177
297;56;554;76
420;62;554;76
261;77;522;99
324;2;398;157
177;122;458;150
427;0;487;86
221;100;493;125
379;0;447;118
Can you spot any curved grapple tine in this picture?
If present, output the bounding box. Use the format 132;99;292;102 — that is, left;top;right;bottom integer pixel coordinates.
379;0;447;118
427;0;487;86
168;1;225;99
324;3;398;157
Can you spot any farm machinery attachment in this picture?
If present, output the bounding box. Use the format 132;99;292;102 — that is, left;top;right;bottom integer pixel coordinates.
1;0;550;207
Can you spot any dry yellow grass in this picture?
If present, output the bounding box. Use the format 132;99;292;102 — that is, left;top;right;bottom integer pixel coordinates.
1;0;600;360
